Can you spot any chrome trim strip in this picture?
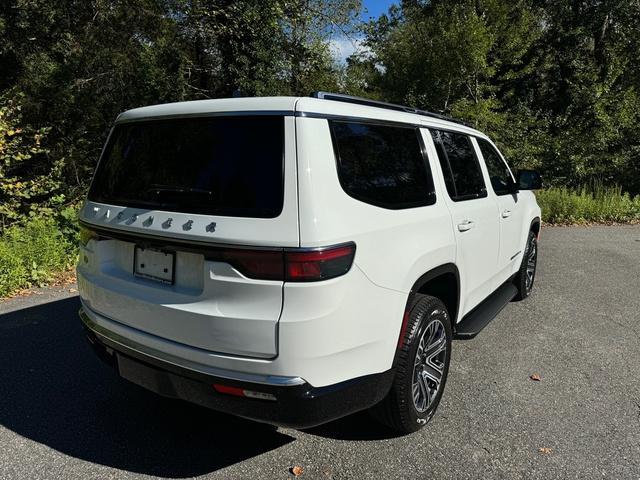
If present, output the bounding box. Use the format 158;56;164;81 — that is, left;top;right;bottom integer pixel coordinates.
116;110;294;124
296;110;421;128
80;219;355;255
79;306;306;386
295;111;487;138
79;219;285;251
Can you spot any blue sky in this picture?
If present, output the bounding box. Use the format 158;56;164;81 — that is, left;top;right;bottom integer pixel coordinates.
360;0;396;21
330;0;396;62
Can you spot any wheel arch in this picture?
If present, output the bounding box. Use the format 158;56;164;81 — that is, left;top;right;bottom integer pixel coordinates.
530;216;541;238
408;263;460;326
393;263;460;365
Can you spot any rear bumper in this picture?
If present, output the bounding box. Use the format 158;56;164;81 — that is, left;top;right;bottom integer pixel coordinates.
80;307;394;428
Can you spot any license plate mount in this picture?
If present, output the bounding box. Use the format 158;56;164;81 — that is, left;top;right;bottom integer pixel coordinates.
134;246;175;284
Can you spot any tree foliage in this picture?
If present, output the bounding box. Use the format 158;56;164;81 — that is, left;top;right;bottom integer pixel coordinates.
0;0;639;235
0;90;58;227
355;0;640;191
0;0;359;232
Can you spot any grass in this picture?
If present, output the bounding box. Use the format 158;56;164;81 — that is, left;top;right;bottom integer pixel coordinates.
536;185;640;225
0;216;77;297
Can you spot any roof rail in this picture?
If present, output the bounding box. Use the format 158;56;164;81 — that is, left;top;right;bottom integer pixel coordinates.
310;91;470;127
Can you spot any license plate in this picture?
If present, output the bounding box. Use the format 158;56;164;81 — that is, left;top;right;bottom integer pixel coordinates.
134;247;175;284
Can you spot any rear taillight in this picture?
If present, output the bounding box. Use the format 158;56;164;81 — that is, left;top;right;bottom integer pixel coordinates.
285;244;356;281
210;243;356;282
78;222;355;282
217;249;284;281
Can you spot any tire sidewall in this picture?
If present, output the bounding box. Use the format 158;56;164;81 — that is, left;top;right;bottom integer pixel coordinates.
402;300;452;427
519;231;538;298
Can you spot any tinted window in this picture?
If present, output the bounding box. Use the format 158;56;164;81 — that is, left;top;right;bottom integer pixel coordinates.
89;116;284;218
330;121;435;209
478;139;514;195
430;130;487;201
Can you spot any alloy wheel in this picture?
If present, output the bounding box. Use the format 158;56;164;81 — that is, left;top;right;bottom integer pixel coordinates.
525;236;537;293
412;318;447;413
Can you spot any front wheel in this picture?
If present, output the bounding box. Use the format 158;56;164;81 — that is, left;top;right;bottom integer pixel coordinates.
370;294;452;434
514;230;538;300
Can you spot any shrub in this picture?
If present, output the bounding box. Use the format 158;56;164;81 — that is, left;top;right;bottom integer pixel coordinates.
0;216;76;297
0;91;64;229
536;185;640;225
0;241;29;296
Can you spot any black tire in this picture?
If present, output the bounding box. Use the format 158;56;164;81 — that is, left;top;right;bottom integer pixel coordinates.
514;230;538;300
370;294;452;434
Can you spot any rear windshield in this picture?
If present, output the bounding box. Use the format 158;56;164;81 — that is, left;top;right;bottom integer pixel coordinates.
88;116;285;218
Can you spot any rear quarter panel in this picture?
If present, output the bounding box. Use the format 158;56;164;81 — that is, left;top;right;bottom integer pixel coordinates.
295;117;456;294
291;116;458;382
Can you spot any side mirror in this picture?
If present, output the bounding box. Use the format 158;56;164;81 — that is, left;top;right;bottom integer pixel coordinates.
507;179;519;194
517;170;543;190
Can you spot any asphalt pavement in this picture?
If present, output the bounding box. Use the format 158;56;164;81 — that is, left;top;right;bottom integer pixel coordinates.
1;225;639;479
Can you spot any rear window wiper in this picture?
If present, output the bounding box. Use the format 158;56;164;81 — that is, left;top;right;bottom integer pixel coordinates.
147;184;213;196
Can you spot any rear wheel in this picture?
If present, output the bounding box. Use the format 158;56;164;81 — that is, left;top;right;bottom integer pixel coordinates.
514;230;538;300
370;294;452;434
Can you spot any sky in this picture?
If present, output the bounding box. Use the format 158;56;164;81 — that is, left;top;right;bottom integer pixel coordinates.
330;0;396;63
360;0;396;21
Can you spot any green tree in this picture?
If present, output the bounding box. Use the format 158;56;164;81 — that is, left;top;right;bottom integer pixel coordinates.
0;0;189;208
0;91;58;228
353;0;640;192
352;0;548;168
525;0;640;190
0;0;361;231
177;0;359;97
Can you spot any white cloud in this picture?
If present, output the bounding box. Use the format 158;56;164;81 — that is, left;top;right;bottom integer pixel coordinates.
329;36;371;64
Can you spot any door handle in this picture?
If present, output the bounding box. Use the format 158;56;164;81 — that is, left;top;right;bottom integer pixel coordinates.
457;220;475;232
501;209;512;218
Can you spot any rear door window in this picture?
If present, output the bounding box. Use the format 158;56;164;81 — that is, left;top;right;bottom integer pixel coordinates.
89;116;284;218
330;120;436;209
430;130;487;201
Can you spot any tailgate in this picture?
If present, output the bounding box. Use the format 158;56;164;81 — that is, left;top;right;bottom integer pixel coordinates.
77;114;298;358
77;235;284;358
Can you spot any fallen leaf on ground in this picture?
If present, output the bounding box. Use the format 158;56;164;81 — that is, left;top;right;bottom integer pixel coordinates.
529;373;542;381
290;466;304;476
1;268;77;301
539;447;552;455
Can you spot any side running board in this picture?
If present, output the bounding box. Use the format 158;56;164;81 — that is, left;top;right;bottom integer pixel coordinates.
454;281;518;339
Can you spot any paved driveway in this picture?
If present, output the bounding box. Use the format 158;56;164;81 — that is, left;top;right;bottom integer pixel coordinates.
1;226;639;479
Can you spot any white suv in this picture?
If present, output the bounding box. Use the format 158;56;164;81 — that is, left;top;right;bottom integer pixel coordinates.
77;93;542;433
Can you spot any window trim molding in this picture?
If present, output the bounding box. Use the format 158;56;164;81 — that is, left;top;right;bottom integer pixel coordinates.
429;129;488;203
328;119;437;210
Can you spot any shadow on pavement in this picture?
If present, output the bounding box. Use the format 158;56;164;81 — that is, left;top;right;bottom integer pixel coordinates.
0;296;294;478
304;411;403;441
